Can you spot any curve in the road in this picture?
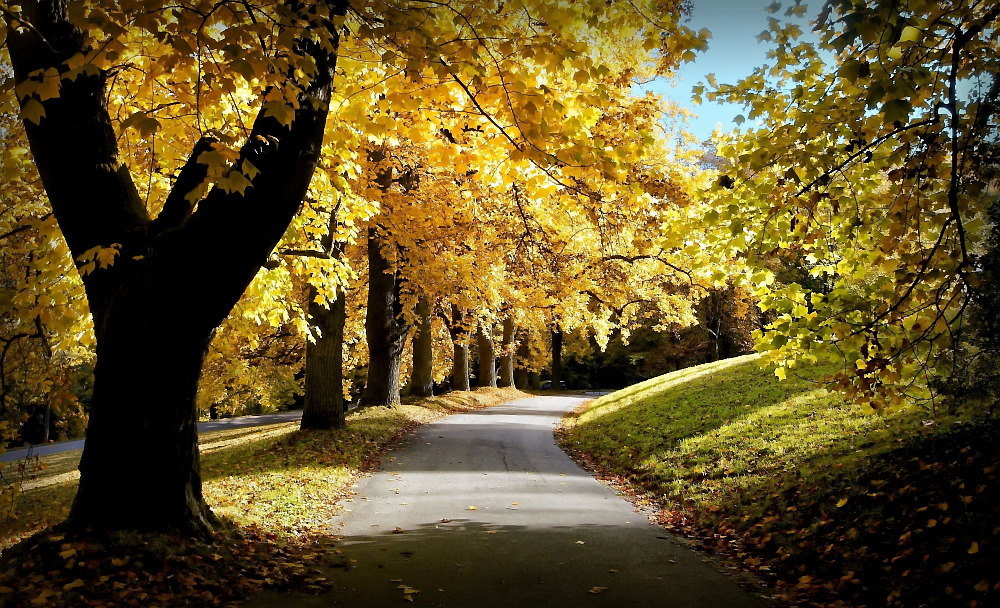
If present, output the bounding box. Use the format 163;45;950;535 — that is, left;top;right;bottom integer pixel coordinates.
244;395;768;608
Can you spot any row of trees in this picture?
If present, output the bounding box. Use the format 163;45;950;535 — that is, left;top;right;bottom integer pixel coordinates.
1;0;996;535
0;0;715;532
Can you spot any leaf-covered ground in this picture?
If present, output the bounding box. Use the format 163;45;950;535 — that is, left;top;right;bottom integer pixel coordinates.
557;355;999;607
0;387;523;607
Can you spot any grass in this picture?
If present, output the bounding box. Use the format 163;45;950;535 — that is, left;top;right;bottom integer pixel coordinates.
558;355;999;607
0;386;523;607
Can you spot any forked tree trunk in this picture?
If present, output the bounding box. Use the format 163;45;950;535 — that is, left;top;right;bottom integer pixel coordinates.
477;321;497;388
362;230;409;407
9;0;346;532
409;295;434;398
498;317;515;388
551;329;563;388
450;304;471;391
302;283;346;430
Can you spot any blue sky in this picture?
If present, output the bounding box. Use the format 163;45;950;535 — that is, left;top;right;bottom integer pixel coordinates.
645;0;791;142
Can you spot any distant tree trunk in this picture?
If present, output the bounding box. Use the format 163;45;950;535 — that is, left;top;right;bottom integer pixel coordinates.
409;295;434;398
302;283;346;430
528;370;541;390
514;331;531;389
477;321;497;388
551;329;563;388
42;403;50;443
450;304;470;391
498;317;515;388
362;230;409;407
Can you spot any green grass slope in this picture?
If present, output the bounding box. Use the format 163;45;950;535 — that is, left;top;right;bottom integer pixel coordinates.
559;355;999;607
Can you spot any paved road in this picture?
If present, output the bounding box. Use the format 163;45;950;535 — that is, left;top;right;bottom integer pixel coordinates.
0;410;303;463
245;395;768;607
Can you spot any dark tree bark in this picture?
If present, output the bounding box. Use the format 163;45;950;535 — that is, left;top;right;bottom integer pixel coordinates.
409;295;434;398
514;335;530;389
302;205;346;430
551;329;563;388
302;283;346;430
8;0;345;533
498;317;515;388
476;321;497;388
449;304;471;391
362;230;409;407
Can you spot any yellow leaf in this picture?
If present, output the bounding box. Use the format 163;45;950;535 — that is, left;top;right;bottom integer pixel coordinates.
63;579;85;591
836;498;848;508
968;542;979;554
467;505;477;510
21;98;45;125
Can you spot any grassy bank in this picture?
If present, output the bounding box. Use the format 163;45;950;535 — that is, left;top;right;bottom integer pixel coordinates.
0;387;523;607
558;355;998;607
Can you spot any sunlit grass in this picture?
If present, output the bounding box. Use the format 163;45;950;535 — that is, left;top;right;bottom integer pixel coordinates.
1;387;522;549
558;357;1000;607
562;356;920;515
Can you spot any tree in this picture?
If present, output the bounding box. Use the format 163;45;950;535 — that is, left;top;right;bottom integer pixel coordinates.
408;295;434;397
1;0;707;532
704;0;1000;411
476;320;497;388
5;0;345;532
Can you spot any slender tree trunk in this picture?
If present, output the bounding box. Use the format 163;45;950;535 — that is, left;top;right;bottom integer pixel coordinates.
477;321;497;388
551;329;563;388
514;335;530;389
302;283;346;429
450;304;470;391
410;295;434;397
363;230;409;407
9;0;346;533
498;317;515;388
42;403;50;443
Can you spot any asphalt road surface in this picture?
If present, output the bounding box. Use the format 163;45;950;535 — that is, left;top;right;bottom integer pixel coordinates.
245;395;768;607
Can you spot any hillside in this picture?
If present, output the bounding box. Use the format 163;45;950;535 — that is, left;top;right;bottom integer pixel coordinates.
558;355;999;607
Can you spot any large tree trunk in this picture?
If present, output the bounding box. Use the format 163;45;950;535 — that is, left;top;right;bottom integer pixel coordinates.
551;329;563;388
362;230;409;407
450;304;471;392
9;0;344;533
477;321;497;388
409;295;434;398
498;317;515;388
302;283;346;430
70;318;215;532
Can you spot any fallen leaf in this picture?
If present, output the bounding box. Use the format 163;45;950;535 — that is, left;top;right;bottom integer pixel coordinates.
392;527;404;534
575;540;585;545
63;579;85;591
968;542;979;554
588;586;608;594
836;498;848;508
440;518;451;523
468;506;477;511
